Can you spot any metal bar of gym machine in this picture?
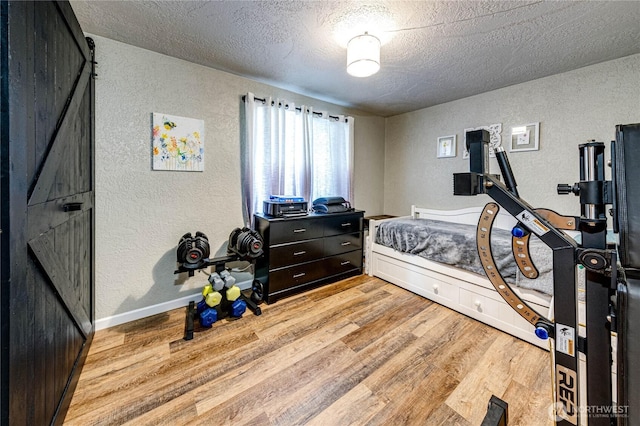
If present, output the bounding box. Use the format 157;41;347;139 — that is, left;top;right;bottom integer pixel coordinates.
454;129;615;425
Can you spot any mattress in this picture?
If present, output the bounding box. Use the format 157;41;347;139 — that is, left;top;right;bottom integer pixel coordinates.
374;217;554;296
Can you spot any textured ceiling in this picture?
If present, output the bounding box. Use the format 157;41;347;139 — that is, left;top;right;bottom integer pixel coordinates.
70;1;640;117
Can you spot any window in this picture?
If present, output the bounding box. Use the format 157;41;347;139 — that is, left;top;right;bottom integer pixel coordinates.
242;93;354;225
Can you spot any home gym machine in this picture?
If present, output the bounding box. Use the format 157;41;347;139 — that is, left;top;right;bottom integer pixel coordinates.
455;124;640;425
174;227;266;340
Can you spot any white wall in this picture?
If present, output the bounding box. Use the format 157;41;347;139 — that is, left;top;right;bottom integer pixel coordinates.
92;35;385;322
384;54;640;217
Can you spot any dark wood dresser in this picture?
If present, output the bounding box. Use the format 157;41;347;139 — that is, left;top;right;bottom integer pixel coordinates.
254;211;364;303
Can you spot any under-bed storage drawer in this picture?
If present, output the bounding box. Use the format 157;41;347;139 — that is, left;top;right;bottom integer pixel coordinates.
459;287;503;318
373;254;456;303
369;246;552;349
458;285;548;339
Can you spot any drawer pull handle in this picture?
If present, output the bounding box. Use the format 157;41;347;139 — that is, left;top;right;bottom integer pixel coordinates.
293;273;306;278
340;261;351;266
293;251;306;256
340;242;351;246
341;223;351;227
474;300;482;308
293;228;307;233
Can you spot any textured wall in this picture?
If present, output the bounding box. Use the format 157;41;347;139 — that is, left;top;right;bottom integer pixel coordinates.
384;54;640;217
92;35;385;319
353;115;386;215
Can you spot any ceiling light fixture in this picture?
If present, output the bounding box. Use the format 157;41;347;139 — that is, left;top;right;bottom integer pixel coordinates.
346;32;380;78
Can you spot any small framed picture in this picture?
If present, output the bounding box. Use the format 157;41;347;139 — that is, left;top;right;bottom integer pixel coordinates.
510;122;539;152
437;135;456;158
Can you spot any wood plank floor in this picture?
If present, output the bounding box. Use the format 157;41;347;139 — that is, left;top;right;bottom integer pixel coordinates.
65;275;553;425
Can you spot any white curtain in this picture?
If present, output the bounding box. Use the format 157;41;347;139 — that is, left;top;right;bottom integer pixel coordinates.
242;92;354;225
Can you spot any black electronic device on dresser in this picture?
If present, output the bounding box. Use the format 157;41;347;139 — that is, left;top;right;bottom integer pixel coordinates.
254;210;365;303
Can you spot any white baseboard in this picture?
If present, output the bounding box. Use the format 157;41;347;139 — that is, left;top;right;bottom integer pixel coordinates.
95;279;252;331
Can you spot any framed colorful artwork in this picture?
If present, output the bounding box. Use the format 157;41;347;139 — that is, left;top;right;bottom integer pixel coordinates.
152;113;204;171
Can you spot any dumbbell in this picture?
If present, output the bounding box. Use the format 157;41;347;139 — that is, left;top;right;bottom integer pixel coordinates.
208;272;224;291
197;284;213;313
200;283;222;307
226;285;241;302
199;307;217;327
197;283;222;326
196;298;208;314
219;270;242;301
220;270;236;288
230;299;247;318
205;291;222;307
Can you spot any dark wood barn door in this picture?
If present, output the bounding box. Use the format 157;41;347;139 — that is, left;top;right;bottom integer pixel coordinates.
1;1;95;424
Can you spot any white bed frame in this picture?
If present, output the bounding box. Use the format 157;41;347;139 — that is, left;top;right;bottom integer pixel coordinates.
366;206;552;349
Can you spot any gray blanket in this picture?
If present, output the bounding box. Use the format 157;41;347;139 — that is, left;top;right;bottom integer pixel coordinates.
375;218;554;296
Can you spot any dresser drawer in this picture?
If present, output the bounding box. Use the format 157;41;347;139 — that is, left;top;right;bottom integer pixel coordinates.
269;260;326;293
324;232;362;256
269;218;323;244
269;239;324;270
254;211;364;303
324;215;361;236
326;250;363;275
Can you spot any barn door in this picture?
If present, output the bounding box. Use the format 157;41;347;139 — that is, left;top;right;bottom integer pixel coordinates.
1;1;95;424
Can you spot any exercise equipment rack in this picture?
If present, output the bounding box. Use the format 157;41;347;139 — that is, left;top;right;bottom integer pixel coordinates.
175;254;263;341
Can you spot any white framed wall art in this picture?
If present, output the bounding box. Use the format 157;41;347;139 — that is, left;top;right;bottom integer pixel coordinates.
510;122;539;152
437;135;457;158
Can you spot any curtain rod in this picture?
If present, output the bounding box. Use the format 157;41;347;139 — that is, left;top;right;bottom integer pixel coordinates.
242;95;347;122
